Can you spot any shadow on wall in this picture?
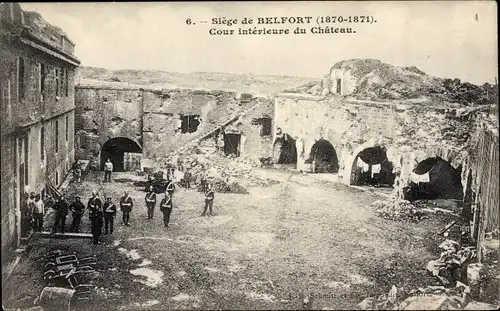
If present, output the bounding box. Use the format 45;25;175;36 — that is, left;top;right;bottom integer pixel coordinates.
100;137;142;172
404;157;464;201
351;146;395;188
306;139;339;173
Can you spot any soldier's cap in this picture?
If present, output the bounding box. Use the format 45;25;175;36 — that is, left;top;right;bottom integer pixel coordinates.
75;196;80;199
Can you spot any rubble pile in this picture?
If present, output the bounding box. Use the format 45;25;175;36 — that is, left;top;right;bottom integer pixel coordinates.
372;198;426;222
157;149;278;194
358;283;474;310
426;240;476;287
358;232;498;310
373;197;465;222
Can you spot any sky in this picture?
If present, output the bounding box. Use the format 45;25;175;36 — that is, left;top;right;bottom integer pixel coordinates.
21;1;498;84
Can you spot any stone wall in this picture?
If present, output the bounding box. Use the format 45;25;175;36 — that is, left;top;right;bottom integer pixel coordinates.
75;86;143;160
75;86;274;168
274;93;486;193
463;117;499;260
1;5;78;256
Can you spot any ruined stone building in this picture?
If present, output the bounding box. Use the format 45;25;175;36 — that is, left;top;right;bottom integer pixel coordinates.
0;3;80;256
74;85;274;171
273;59;499;257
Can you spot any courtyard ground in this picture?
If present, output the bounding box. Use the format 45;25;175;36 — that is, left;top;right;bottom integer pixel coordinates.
3;169;452;310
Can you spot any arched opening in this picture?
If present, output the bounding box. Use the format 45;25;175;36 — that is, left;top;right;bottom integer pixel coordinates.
100;137;142;172
272;134;297;165
403;157;463;201
307;139;339;173
351;146;395;187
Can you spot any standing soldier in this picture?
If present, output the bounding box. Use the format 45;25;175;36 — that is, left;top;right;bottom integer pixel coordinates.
159;192;173;227
52;195;69;234
89;194;104;245
201;183;215;217
24;192;36;234
184;169;192;189
120;191;133;226
104;159;113;182
69;196;85;233
199;172;207;193
74;164;82;183
32;194;45;232
103;197;117;234
145;186;157;220
166;176;175;198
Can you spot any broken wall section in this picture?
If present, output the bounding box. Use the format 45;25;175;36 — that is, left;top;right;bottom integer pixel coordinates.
142;89;273;165
274;93;487;195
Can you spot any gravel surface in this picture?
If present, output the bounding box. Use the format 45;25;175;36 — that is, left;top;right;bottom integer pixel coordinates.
3;170;449;310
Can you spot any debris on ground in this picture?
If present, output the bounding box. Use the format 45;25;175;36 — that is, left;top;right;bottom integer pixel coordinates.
359;228;499;310
426;239;476;287
372;197;464;222
153;152;279;194
372;198;426;222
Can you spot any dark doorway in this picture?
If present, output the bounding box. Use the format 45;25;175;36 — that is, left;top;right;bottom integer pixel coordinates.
404;157;463;201
336;78;342;94
100;137;142;172
351;146;395;187
273;134;297;165
308;139;339;173
224;133;240;157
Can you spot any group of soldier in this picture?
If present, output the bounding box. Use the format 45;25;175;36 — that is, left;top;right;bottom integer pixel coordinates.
24;173;216;245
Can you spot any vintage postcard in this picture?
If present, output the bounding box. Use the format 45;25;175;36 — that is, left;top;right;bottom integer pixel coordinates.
1;1;498;310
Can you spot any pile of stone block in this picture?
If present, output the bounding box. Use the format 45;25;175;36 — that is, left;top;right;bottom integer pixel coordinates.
372;198;426;222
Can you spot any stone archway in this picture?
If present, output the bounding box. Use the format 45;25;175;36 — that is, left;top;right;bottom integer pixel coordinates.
350;146;395;187
100;137;142;172
404;156;463;201
308;139;339;173
273;134;297;165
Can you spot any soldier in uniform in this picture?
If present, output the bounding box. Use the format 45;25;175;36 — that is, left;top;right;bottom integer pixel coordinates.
23;192;36;234
104;159;113;182
89;194;104;245
52;195;69;234
145;186;157;220
103;197;117;234
166;176;175;198
201;183;215;217
120;191;133;226
69;196;86;233
159;192;173;227
183;169;192;189
32;194;45;232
